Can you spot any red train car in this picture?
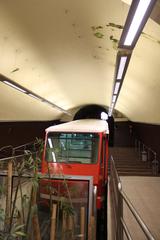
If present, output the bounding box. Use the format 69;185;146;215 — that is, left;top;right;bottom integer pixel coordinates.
41;119;109;211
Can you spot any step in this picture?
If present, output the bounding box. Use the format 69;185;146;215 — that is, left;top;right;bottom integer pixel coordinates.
108;147;154;176
117;172;153;176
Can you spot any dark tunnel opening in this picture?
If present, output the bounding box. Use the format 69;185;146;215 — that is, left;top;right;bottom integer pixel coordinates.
74;105;114;146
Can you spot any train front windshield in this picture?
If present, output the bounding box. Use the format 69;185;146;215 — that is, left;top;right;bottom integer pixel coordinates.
45;132;99;164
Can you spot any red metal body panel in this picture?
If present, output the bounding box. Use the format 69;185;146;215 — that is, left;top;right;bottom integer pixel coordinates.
42;162;100;185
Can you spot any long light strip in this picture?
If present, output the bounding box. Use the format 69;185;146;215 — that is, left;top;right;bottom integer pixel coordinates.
108;0;155;117
124;0;152;46
114;82;121;95
28;93;41;101
111;103;114;108
112;95;117;103
3;80;27;93
0;74;71;116
117;56;127;79
108;107;113;117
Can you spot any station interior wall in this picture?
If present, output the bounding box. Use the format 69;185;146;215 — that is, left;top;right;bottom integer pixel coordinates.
114;121;132;147
0;120;60;148
0;120;159;158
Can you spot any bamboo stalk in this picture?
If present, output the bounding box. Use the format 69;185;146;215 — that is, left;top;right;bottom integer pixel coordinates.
31;188;41;240
32;215;41;240
68;215;74;238
62;211;67;240
30;152;41;240
50;204;57;240
19;177;25;225
80;207;85;240
9;179;20;230
26;187;33;234
88;216;95;240
5;159;13;229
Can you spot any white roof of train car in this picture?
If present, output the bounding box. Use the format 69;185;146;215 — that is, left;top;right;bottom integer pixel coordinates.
46;119;109;134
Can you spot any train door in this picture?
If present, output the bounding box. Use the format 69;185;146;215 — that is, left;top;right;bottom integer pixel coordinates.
100;133;108;186
103;133;108;239
97;134;108;240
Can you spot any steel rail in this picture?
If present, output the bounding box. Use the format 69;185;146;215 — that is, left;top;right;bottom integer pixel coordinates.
121;218;133;240
121;190;155;240
110;157;156;240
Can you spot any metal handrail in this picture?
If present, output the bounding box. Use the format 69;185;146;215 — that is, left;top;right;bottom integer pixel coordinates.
135;139;156;155
0;139;43;152
0;140;43;160
134;138;159;175
0;151;37;162
121;190;155;240
110;156;156;240
121;218;132;240
13;140;43;150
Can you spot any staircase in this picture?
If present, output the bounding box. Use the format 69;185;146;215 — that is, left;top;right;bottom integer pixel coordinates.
109;147;153;176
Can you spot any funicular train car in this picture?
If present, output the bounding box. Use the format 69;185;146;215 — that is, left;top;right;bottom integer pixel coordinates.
40;119;109;239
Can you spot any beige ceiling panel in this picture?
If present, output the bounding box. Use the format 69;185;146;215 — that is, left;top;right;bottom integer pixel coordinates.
4;0;160;122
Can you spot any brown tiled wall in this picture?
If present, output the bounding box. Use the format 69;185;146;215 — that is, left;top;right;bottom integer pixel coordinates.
132;122;160;157
0;120;60;148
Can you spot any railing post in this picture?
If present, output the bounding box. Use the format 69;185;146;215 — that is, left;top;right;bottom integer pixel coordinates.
142;144;144;151
138;141;141;159
116;182;123;240
152;152;159;176
134;139;137;152
147;148;150;167
111;156;156;240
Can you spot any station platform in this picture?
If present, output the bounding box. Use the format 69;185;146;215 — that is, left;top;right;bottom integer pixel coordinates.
108;176;160;240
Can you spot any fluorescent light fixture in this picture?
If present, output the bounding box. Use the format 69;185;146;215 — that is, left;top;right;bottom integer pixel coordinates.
112;95;117;103
0;73;71;116
114;82;120;95
108;108;113;117
48;138;53;148
28;93;41;101
117;56;127;80
3;80;26;93
111;103;114;108
124;0;152;46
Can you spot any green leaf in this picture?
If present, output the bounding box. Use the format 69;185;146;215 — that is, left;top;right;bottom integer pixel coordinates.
94;32;104;39
14;224;25;231
106;22;123;29
95;26;103;30
15;231;26;236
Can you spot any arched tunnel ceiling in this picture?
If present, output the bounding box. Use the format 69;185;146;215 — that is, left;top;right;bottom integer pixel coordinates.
0;0;160;123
